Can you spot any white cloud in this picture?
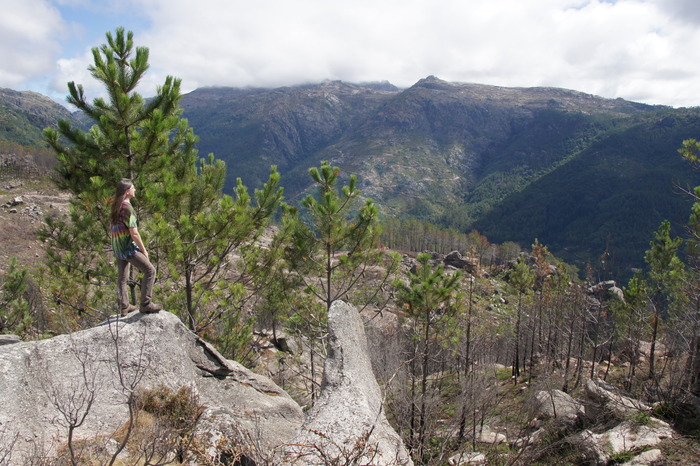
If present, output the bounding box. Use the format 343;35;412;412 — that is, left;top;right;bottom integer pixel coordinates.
5;0;700;107
0;0;65;88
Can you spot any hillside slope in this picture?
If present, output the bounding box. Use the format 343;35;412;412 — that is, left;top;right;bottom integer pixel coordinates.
180;77;700;274
0;88;75;147
3;79;700;275
474;110;700;275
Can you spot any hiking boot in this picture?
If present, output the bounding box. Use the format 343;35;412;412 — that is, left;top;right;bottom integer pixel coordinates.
139;302;162;313
120;304;138;316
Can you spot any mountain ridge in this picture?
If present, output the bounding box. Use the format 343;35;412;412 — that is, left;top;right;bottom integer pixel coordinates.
2;78;699;276
174;77;700;276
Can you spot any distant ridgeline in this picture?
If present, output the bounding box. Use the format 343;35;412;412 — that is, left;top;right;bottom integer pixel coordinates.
180;78;700;278
0;88;76;174
4;78;700;277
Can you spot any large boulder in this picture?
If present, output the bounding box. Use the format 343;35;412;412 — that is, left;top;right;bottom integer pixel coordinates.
0;310;303;464
443;251;477;272
534;389;586;427
572;419;673;465
278;300;413;465
585;378;651;419
475;425;507;444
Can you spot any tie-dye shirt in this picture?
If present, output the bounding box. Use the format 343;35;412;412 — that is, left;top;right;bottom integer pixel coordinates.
110;201;139;259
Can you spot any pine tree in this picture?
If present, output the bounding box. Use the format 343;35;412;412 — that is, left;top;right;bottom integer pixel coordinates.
0;258;32;336
644;220;685;379
392;253;462;460
281;160;398;401
41;28;282;338
148;154;282;334
507;254;535;382
284;161;387;310
678;138;700;394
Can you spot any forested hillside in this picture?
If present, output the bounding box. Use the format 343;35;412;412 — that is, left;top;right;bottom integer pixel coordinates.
473;110;700;277
0;88;77;147
179;79;700;276
3;76;700;276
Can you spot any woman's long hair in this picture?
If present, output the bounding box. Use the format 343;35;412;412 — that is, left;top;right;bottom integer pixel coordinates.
111;179;133;226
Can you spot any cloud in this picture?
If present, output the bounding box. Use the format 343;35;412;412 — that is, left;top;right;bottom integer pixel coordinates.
651;0;700;24
0;0;65;88
5;0;700;107
136;0;700;106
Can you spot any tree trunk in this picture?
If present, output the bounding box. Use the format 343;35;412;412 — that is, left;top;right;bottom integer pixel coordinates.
649;303;660;379
418;316;431;459
513;291;523;383
690;335;700;396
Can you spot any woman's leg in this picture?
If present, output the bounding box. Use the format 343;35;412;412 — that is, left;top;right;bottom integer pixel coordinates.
128;251;159;309
116;258;131;311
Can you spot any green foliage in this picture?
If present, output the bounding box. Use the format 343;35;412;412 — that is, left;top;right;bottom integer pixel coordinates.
40;27;283;352
149;154;283;332
629;410;653;426
40;28;197;322
392;253;464;459
278;161;398;403
680;139;700;262
645;220;684;283
213;305;255;367
0;258;32;336
679;138;700;170
507;255;535;295
0;86;80;149
474;110;700;279
283;160;386;311
44;28;189;194
394;253;463;325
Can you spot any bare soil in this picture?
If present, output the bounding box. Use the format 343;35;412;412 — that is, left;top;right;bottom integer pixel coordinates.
0;172;69;275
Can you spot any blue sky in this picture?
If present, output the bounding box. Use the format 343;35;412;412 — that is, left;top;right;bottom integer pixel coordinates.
3;0;700;108
53;3;151;57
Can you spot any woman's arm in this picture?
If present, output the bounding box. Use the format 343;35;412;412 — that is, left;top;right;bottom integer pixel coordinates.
129;227;148;257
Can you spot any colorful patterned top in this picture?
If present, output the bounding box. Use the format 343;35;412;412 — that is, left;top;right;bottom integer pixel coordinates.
110;201;139;259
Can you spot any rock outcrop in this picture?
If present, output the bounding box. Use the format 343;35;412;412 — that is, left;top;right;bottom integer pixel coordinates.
534;389;586;427
572;420;673;465
585;378;651;418
278;300;413;465
0;310;304;464
443;250;477;273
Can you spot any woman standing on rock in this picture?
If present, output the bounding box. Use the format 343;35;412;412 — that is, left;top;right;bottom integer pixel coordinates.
110;178;162;316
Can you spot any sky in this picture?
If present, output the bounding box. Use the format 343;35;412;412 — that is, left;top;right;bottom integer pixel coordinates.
3;0;700;108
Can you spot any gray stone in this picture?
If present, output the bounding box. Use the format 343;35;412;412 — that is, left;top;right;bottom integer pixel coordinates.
8;197;23;207
573;420;673;465
622;448;664;465
476;425;507;444
585;378;651;419
534;389;585;426
278;300;413;465
0;310;303;464
448;451;487;465
444;251;477;271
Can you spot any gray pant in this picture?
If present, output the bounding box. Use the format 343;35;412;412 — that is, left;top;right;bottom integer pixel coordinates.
117;251;156;309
